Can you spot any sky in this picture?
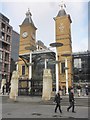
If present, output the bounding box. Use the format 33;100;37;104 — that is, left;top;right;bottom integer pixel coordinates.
0;0;89;52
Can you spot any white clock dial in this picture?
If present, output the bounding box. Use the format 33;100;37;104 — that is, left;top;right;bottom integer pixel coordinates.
59;23;64;32
22;32;28;38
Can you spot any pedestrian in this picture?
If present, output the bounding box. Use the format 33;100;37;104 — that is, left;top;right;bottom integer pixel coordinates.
85;84;88;95
77;83;81;97
2;85;5;95
67;88;76;113
6;82;10;94
8;84;11;95
54;92;62;113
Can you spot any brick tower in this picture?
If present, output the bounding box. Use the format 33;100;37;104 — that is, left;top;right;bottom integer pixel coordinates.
54;3;73;93
18;9;37;79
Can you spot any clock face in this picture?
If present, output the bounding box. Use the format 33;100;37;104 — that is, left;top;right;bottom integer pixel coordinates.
22;32;28;38
59;23;64;32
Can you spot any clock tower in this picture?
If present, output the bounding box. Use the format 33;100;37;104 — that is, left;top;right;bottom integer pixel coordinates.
18;9;37;79
54;4;72;90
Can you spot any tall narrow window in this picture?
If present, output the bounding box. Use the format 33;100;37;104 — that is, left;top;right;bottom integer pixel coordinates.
22;65;25;75
61;62;65;74
0;51;2;60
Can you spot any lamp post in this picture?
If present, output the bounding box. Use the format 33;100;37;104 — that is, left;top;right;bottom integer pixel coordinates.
25;45;37;79
50;42;63;93
44;59;48;69
61;53;71;94
25;45;37;93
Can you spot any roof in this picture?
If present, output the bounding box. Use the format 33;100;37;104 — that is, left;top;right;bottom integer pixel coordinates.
56;8;72;23
57;9;67;17
21;9;36;29
0;13;9;23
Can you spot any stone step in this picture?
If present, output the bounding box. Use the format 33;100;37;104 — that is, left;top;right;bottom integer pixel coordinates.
1;95;89;107
40;97;89;106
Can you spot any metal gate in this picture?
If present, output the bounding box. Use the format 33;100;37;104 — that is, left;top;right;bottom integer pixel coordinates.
18;79;42;96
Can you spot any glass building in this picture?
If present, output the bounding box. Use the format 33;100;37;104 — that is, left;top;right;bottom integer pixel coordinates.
72;51;90;84
19;49;56;95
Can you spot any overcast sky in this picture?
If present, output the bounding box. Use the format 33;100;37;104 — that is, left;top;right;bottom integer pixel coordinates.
0;0;89;52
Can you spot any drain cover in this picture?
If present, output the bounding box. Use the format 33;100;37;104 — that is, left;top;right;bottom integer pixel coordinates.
7;113;11;115
32;113;41;116
53;115;62;117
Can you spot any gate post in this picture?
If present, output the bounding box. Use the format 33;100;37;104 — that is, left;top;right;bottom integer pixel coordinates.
42;69;52;100
9;71;19;101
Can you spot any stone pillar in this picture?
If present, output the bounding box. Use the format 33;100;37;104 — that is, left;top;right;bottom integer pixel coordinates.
9;71;19;101
42;69;52;100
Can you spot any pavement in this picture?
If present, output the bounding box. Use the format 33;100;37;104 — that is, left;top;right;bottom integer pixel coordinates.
2;103;89;119
0;93;89;119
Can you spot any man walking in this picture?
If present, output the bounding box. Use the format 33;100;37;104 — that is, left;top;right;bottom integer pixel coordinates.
54;92;62;113
67;88;76;113
77;84;81;97
85;83;89;95
2;85;5;95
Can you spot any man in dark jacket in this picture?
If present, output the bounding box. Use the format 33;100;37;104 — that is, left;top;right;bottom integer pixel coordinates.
2;85;5;95
67;88;76;113
54;92;62;113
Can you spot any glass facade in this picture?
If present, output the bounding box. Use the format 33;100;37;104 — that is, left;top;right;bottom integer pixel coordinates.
74;58;81;68
73;51;90;83
32;51;56;82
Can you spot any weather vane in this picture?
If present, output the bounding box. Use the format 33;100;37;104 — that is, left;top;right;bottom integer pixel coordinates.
59;0;66;10
28;8;30;12
26;8;32;16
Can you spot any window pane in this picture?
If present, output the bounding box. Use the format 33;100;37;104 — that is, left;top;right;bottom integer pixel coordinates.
61;62;65;73
74;58;81;68
22;65;25;75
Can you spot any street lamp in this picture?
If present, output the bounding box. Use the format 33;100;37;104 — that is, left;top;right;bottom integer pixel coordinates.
61;53;71;94
50;42;63;93
44;58;48;69
25;45;37;93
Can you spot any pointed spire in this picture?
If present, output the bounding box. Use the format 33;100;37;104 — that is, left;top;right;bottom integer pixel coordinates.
57;1;67;17
21;8;37;29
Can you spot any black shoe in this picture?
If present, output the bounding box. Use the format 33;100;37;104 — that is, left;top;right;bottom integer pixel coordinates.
60;111;62;114
67;108;69;112
72;111;76;113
